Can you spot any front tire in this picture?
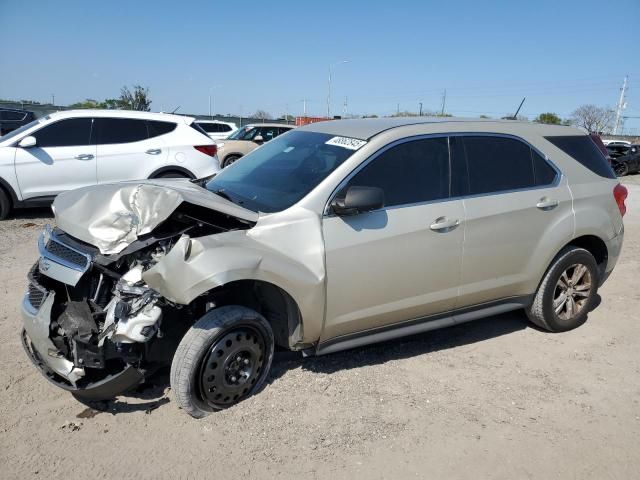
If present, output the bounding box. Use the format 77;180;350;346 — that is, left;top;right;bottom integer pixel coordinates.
170;306;274;418
526;246;599;332
0;189;11;220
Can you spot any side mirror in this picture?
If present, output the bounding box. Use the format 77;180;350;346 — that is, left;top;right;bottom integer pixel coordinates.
253;135;264;144
331;186;385;216
18;136;36;148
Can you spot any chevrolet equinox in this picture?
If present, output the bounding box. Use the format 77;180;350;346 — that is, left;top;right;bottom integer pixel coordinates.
21;117;627;418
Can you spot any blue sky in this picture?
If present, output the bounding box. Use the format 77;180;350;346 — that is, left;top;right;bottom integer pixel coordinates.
1;0;639;132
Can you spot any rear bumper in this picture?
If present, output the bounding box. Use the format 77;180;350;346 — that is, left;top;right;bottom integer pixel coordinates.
602;226;624;286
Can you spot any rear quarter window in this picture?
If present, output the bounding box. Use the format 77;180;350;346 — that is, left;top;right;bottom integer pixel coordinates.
545;135;616;179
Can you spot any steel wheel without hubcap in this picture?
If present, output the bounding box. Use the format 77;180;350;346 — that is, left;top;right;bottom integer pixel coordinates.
199;327;265;408
553;263;592;321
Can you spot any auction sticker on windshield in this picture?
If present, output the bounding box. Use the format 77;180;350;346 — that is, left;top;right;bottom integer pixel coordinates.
325;136;367;150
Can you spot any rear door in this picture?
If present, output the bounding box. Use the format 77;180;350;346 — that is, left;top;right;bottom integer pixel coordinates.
451;135;573;308
95;118;171;183
14;117;96;199
321;137;465;341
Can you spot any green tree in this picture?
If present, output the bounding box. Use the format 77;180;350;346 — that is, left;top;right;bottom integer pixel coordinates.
118;85;151;111
534;112;562;125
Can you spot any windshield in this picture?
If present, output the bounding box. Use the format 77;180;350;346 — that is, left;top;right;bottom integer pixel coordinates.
0;117;46;143
227;125;259;141
206;131;360;213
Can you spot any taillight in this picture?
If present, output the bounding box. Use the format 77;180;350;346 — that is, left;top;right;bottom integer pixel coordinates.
613;183;628;217
194;145;218;157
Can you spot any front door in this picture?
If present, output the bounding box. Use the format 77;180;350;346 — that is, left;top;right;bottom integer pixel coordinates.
321;137;465;341
14;117;96;199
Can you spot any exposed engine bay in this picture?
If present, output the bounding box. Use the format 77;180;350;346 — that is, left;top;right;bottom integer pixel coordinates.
22;202;253;397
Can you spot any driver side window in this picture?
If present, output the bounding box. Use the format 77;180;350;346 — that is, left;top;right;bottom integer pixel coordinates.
347;137;450;208
34;118;93;148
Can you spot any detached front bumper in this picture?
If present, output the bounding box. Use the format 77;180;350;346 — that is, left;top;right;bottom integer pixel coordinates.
21;254;145;400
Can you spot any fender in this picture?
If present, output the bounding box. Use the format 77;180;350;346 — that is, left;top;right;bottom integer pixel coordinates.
143;208;327;343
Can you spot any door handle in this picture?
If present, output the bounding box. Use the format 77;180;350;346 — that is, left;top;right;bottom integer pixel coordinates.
146;148;162;155
536;197;559;210
430;217;460;232
74;154;94;160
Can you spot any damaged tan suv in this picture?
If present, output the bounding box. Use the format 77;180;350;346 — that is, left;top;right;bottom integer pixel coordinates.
22;117;627;418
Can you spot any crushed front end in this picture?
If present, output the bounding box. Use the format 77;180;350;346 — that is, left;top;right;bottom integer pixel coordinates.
21;225;189;400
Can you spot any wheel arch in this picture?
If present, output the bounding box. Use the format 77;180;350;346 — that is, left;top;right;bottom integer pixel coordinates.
564;234;608;277
0;176;19;205
201;279;304;350
148;165;195;179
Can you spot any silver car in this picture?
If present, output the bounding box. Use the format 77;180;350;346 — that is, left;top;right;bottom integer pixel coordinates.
21;117;626;418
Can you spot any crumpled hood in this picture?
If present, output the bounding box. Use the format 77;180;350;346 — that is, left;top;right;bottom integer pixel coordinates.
53;179;259;254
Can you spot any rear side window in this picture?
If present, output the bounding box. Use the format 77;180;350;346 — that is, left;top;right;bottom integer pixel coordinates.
460;136;535;195
95;118;148;144
348;137;450;207
34;118;93;147
219;124;232;132
190;122;209;136
531;150;557;186
545;135;616;179
451;136;558;196
147;120;176;137
2;111;26;121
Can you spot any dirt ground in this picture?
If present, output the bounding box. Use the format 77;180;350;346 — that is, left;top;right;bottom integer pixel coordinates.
1;177;639;480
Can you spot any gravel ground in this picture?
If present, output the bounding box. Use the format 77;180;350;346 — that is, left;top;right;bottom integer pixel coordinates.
1;176;639;480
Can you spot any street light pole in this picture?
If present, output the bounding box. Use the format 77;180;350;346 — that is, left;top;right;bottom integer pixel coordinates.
327;60;348;118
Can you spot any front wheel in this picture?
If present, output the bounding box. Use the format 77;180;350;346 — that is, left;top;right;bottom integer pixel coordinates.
170;306;274;418
526;246;599;332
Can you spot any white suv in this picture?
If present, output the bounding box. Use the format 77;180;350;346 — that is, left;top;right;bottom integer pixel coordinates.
195;120;238;140
0;110;220;219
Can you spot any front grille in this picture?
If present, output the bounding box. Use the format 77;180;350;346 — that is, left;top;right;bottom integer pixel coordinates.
27;266;49;312
45;239;90;269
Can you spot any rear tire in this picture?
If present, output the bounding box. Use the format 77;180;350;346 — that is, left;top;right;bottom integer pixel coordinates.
613;161;629;177
170;306;274;418
223;155;241;168
0;189;11;220
526;246;599;332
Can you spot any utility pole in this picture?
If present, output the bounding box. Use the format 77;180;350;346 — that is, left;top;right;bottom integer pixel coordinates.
440;89;446;115
614;76;628;135
397;103;400;115
302;99;307;116
419;102;423;116
51;94;55;105
343;96;348;117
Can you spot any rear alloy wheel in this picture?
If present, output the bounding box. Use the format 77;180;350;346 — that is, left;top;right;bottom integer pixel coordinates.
170;306;274;418
552;264;592;321
223;155;241;168
526;246;599;332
